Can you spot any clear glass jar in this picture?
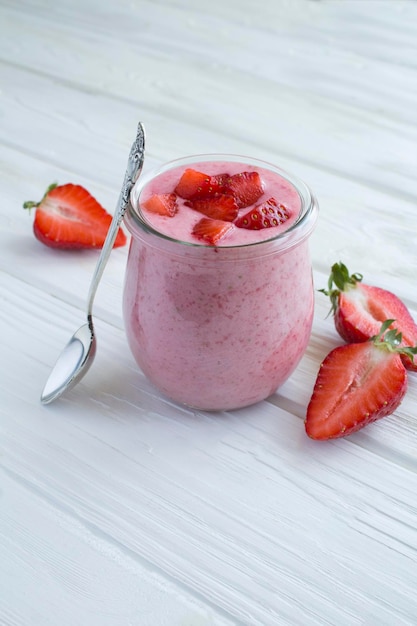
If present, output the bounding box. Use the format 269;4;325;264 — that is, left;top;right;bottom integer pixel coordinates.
123;155;318;410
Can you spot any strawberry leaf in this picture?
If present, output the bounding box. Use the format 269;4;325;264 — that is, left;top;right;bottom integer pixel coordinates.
371;319;417;363
320;261;363;314
23;182;59;211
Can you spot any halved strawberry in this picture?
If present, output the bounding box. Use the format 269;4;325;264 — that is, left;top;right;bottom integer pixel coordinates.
192;217;234;245
234;197;290;230
321;262;417;371
174;168;226;200
305;321;416;440
24;183;126;250
186;194;239;221
224;171;264;208
142;193;178;217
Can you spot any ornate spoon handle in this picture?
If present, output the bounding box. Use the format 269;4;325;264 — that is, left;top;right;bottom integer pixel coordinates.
86;122;145;319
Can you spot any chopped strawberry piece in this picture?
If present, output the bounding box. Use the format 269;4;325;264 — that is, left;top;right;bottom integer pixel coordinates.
305;321;415;440
321;262;417;371
192;217;234;245
234;197;290;230
213;172;231;187
186;194;239;222
142;193;178;217
24;183;126;250
224;171;264;208
174;168;226;200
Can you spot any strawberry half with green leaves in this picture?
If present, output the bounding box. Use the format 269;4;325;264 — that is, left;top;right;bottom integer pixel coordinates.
24;183;126;250
192;217;234;245
142;193;178;217
186;194;239;221
305;320;417;440
234;197;290;230
321;262;417;371
224;171;264;208
174;169;226;200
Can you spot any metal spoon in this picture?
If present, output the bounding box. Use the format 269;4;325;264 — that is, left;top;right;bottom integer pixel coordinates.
41;122;146;404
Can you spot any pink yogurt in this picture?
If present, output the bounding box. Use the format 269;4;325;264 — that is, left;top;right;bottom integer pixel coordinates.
123;155;318;410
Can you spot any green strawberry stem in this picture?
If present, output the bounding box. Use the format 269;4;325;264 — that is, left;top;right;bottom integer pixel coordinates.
371;319;417;362
23;182;58;211
319;261;363;313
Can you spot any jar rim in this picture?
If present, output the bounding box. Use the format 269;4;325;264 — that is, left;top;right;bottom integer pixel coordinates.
126;153;319;251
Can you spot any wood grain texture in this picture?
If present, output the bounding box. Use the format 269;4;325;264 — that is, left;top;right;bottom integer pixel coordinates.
1;1;417;624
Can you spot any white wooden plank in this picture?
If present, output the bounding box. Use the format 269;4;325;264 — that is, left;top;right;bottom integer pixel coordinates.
1;473;236;626
1;1;417;196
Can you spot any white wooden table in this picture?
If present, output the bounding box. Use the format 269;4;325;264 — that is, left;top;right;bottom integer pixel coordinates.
1;1;417;624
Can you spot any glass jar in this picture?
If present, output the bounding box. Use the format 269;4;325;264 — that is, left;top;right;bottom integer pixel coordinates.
123;155;318;410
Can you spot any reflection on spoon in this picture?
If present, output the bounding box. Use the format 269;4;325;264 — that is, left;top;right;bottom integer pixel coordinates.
41;122;146;404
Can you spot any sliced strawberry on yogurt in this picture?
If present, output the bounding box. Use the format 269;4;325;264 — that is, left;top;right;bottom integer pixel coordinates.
234;197;290;229
142;193;178;217
192;217;234;245
224;171;264;208
174;168;226;200
186;194;239;221
213;172;231;187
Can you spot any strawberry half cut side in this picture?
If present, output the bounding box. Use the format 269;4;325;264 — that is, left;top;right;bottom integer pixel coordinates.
321;262;417;371
186;194;239;222
192;217;234;245
24;183;127;250
305;321;416;440
234;197;290;230
174;169;227;200
142;193;178;217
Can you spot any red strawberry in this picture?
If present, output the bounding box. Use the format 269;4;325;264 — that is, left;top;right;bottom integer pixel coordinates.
174;168;226;200
142;193;178;217
192;217;234;245
24;183;126;249
305;321;416;440
186;194;239;221
321;262;417;371
213;172;231;187
224;171;264;208
234;197;290;229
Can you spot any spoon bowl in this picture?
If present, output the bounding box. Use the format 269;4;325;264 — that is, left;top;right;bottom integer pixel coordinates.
41;122;145;404
41;322;96;404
